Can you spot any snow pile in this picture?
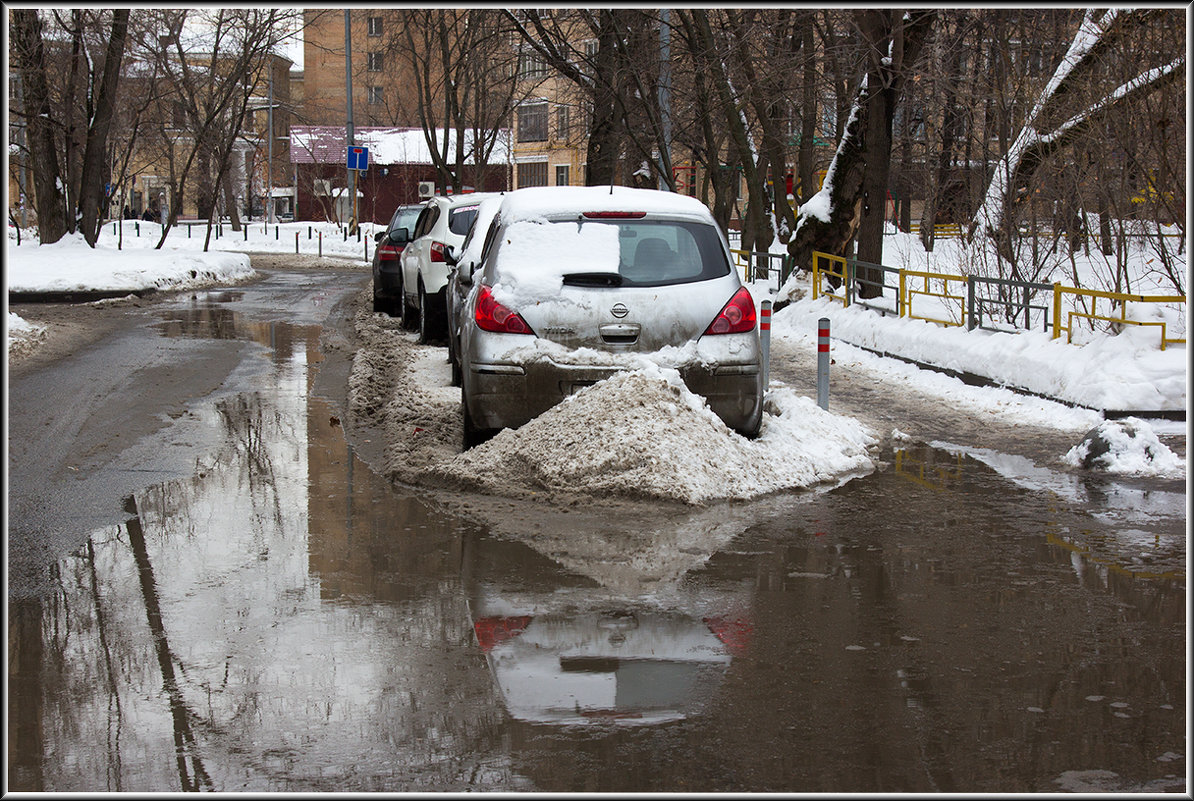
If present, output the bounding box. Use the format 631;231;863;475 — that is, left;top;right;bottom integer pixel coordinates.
774;295;1187;412
7;232;254;293
442;365;877;505
6;312;47;357
1062;418;1184;476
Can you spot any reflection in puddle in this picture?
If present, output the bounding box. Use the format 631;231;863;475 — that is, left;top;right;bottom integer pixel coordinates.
462;532;753;726
7;288;1186;792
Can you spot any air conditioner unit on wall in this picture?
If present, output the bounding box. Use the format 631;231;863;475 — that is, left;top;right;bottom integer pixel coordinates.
313;179;331;196
418;181;435;198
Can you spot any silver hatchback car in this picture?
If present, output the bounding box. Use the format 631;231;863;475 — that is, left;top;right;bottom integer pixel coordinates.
458;186;763;447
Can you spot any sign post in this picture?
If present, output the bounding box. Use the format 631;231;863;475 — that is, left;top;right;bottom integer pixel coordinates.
347;145;368;234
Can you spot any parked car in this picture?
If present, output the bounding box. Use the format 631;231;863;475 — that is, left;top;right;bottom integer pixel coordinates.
399;192;497;343
458;186;764;448
446;194;505;386
371;203;422;315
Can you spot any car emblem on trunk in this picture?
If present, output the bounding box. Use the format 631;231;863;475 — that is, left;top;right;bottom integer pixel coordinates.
611;303;629;319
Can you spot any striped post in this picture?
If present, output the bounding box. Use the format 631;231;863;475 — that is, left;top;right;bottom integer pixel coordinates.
816;317;830;410
760;299;772;392
295;231;300;254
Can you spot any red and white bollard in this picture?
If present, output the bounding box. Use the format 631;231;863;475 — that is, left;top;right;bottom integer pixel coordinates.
817;317;830;410
760;299;772;392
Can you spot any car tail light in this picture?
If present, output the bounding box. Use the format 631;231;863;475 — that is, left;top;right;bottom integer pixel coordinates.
704;287;757;335
430;241;447;262
474;616;532;652
378;244;401;262
703;615;753;655
475;285;534;335
582;211;646;219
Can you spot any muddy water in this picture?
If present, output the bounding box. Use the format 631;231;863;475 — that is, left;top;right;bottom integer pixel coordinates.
7;280;1185;792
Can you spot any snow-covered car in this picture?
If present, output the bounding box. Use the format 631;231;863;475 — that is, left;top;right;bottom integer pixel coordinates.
458;186;763;448
371;203;421;314
446;194;505;386
399;192;497;343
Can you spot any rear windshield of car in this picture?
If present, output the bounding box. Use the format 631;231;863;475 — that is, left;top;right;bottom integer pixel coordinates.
548;219;731;287
390;207;421;232
448;206;481;236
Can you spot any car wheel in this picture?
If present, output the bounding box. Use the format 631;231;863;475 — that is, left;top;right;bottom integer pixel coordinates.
461;389;494;450
372;282;385;314
450;355;462;388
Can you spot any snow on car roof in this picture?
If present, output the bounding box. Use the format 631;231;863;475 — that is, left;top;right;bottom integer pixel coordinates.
497;185;716;223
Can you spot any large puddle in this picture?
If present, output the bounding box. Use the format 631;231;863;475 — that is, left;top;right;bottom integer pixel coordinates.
8;282;1186;792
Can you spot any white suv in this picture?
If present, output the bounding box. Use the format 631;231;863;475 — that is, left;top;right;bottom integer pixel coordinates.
398;192;496;343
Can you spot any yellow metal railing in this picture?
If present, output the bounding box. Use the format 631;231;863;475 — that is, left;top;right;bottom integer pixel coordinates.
899;269;967;328
811;251;850;306
895;448;963;491
1052;284;1187;351
809;251;1185;350
908;222;964;238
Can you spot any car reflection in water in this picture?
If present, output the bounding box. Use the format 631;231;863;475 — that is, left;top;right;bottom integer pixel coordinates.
462;529;753;726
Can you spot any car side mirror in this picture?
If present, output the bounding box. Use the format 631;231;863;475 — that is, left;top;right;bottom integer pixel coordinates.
388;227;410;246
374;230;386;243
444;244;459;267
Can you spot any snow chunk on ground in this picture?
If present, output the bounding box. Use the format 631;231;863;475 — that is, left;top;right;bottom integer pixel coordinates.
442;365;878;505
7;312;47;356
1063;418;1185;476
7;233;255;293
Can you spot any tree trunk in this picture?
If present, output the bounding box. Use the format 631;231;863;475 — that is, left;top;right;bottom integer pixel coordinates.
80;10;130;246
12;9;68;244
797;23;818;204
584;12;626;186
855;10;935;298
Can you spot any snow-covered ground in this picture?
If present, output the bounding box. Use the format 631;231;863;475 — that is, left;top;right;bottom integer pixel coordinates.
7;219;1187;494
6;219;376;294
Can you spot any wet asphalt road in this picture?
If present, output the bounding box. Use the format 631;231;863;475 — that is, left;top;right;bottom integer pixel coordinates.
6;267;1186;792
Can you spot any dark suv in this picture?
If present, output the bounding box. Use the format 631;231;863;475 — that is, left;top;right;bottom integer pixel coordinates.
371;204;422;315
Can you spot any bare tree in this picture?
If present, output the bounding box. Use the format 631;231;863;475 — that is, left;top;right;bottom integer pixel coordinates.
966;8;1184;282
389;10;521;194
132;9;300;248
780;9;934;297
11;9;68;243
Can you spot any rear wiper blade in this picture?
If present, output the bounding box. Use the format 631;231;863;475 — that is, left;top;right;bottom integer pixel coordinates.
562;272;623;287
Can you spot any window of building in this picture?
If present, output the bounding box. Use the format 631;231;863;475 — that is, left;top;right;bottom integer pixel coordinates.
517;102;548;143
584;40;598;60
517;50;549;80
555;164;570;186
555;106;569;140
367;16;383;36
368;86;383;105
367;52;383;72
518;161;548;188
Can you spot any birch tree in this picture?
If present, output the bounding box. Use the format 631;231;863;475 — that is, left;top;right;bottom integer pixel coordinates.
965;8;1185;281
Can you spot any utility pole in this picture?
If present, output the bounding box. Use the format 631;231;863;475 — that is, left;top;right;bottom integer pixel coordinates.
344;10;356;233
267;65;275;223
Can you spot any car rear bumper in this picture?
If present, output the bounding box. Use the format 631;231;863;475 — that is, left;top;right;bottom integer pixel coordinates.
464;357;763;434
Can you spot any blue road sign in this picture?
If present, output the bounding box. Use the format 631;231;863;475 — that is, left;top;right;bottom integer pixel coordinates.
347;146;369;171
